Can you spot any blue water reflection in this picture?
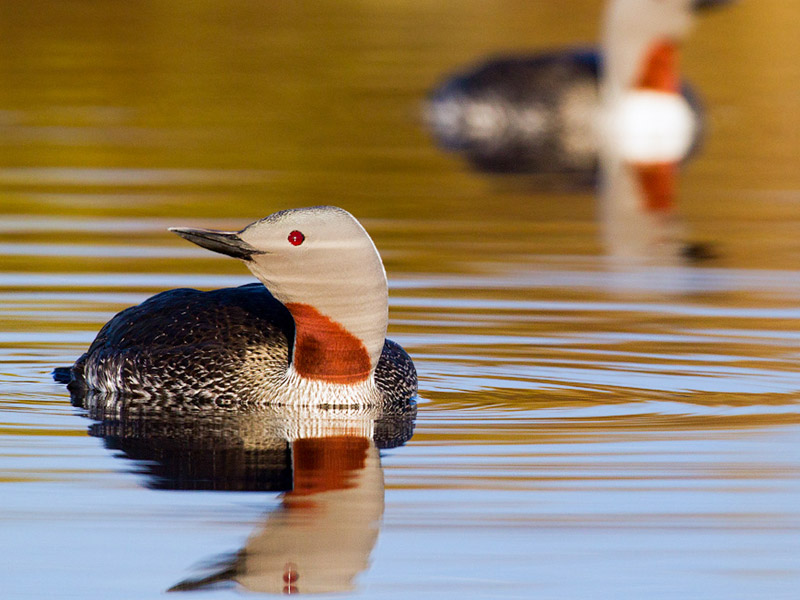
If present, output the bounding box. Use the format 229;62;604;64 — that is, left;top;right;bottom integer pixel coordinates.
80;398;415;594
2;0;799;597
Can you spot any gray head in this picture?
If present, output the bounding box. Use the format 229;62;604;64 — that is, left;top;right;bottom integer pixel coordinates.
606;0;733;39
602;0;734;98
170;206;389;374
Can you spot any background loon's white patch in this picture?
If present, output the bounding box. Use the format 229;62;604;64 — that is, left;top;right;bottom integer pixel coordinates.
604;90;696;163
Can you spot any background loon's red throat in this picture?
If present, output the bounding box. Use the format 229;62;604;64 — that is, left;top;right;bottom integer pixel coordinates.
637;40;680;93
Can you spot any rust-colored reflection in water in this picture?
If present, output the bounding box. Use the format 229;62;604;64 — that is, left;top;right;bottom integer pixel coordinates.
1;0;799;598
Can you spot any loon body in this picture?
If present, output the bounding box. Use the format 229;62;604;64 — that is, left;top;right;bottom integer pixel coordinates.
426;0;733;176
59;206;417;408
428;49;604;175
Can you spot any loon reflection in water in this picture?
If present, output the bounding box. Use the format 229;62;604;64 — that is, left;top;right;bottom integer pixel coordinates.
599;148;717;272
81;394;416;594
55;206;417;409
426;0;734;181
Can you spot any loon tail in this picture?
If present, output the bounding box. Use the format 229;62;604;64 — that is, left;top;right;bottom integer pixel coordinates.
52;367;72;384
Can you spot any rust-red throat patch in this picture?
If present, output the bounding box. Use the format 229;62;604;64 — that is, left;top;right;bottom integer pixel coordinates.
285;302;371;384
637;41;680;93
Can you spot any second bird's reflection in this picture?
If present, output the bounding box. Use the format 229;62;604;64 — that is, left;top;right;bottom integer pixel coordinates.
81;393;416;595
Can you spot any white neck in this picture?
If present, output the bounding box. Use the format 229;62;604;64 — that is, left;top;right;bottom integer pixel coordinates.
602;37;650;103
286;269;389;371
600;1;692;103
247;243;389;379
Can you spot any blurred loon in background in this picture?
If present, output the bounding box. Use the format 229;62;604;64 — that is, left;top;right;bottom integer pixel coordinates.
425;0;734;178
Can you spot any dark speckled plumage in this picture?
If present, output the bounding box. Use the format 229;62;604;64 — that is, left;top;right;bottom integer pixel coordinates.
81;400;417;491
65;283;417;407
429;50;602;175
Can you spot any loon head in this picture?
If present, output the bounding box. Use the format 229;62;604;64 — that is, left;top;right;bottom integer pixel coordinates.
170;206;388;384
602;0;734;99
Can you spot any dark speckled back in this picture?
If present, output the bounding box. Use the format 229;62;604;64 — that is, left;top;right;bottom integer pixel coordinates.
66;283;417;407
429;49;601;175
82;283;294;353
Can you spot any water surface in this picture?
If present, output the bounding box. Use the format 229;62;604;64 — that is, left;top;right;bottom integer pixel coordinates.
2;1;800;598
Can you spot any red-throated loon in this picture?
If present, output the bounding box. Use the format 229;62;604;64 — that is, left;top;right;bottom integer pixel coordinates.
55;206;417;408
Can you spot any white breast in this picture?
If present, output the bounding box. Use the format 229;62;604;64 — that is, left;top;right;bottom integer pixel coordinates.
602;90;697;163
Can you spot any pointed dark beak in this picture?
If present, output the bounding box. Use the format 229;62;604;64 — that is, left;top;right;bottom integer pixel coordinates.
169;227;263;261
693;0;735;12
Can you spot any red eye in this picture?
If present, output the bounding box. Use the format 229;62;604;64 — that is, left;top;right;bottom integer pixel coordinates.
288;230;304;246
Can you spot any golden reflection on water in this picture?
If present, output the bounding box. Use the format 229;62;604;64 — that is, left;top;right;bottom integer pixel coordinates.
1;1;799;596
0;1;797;225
